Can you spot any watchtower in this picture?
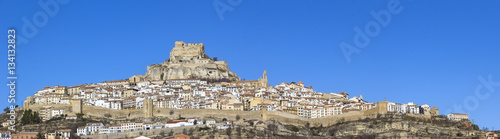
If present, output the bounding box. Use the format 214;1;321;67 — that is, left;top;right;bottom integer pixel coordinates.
144;99;153;117
72;99;82;114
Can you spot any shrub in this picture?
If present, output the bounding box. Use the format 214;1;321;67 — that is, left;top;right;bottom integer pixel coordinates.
290;125;299;132
199;126;210;131
236;115;240;121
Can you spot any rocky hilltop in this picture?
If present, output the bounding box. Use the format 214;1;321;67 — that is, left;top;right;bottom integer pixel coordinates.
145;41;239;82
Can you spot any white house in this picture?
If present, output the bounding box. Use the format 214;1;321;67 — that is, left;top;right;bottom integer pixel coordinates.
85;123;104;135
110;100;123;110
76;127;86;136
51;109;65;117
95;100;110;108
143;123;153;130
165;120;189;128
108;125;122;134
121;122;137;132
59;99;70;104
0;131;11;139
99;126;109;134
447;113;469;121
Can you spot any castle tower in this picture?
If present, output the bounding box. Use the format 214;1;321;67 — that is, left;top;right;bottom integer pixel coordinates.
23;100;30;111
144;99;153;117
23;96;34;110
259;70;268;88
263;70;267;80
72;99;83;114
375;101;388;114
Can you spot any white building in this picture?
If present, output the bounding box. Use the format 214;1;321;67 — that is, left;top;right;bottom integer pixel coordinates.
447;113;469;121
85;123;104;135
95;99;111;108
99;126;109;134
143;123;153;130
110;100;123;110
51;109;65;117
164;120;193;128
77;127;86;136
0;131;11;139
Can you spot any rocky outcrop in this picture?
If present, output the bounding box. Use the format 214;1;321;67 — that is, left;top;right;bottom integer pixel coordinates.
318;114;481;138
145;41;239;82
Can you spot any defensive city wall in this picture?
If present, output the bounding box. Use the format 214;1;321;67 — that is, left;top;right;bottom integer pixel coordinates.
19;101;432;128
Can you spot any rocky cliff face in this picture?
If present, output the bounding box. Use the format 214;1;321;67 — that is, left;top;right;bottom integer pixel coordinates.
145;41;239;82
317;114;481;138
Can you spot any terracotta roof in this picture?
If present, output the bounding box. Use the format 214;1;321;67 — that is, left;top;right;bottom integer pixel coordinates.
124;96;139;100
69;85;83;88
105;80;129;83
56;129;71;132
166;120;188;124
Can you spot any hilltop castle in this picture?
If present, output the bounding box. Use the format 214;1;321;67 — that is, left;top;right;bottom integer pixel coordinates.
144;41;239;82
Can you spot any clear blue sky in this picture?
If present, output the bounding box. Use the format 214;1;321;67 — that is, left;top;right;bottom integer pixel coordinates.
1;0;499;129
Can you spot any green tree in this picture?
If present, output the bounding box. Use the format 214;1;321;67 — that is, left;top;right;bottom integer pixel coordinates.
160;73;165;80
291;125;299;132
36;132;46;139
21;109;33;125
76;113;84;119
236;115;240;121
33;111;42;124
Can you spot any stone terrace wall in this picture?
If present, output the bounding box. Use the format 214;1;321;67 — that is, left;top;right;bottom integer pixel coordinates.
21;104;365;127
264;111;364;127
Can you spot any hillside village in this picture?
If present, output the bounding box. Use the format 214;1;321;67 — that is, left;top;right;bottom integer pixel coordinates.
1;41;486;139
24;41;443;120
27;75;441;120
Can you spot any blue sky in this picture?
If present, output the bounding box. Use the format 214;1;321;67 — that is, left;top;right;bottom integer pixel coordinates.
1;0;499;129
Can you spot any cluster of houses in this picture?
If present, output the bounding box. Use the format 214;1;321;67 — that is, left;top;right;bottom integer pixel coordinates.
25;71;440;120
0;117;226;138
0;130;70;139
77;118;198;136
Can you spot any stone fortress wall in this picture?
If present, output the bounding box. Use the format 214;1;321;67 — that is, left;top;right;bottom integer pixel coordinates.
21;103;371;127
20;99;438;128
